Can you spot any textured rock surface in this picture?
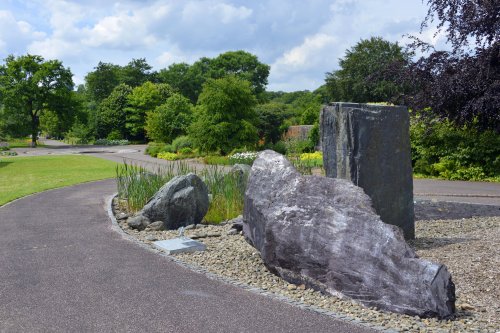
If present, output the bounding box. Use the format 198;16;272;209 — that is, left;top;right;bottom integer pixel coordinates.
243;150;455;318
140;173;209;230
127;214;150;230
320;102;415;239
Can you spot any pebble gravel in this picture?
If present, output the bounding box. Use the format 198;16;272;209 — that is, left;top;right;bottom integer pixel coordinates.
113;198;499;332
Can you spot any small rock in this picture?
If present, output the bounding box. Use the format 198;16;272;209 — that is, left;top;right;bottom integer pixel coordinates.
127;214;151;231
116;212;129;220
195;224;207;229
184;224;195;230
191;233;207;239
287;284;297;290
147;221;164;231
298;284;306;290
145;235;157;242
459;303;475;311
227;228;239;236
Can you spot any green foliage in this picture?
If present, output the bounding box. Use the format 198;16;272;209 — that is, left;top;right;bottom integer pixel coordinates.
125;82;174;141
171;135;192;152
64;119;93;144
158;50;270;103
157;151;181;161
84;62;122;104
145;93;193;143
308;122;320;149
0;54;74;146
411;118;500;181
188;76;258;154
325;37;411;103
145;142;175;157
255;102;290;144
116;162;246;223
97;83;132;139
283;137;314;155
203;155;231;165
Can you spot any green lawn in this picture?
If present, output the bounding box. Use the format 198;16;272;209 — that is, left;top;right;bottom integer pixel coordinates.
0;155;118;206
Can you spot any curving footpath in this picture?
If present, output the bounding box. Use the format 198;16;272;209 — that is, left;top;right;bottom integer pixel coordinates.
0;179;375;333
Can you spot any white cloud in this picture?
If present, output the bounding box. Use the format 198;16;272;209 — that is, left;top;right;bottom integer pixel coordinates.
0;10;45;55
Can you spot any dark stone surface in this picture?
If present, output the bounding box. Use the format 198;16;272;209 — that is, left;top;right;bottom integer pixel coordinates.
243;150;455;318
140;173;209;230
320;103;415;239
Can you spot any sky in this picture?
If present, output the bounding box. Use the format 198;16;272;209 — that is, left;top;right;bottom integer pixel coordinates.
0;0;445;92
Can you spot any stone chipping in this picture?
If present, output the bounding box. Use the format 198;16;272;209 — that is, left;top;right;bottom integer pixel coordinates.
113;198;500;332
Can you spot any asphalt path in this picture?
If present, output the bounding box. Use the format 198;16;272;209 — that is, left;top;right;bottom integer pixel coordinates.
0;180;375;333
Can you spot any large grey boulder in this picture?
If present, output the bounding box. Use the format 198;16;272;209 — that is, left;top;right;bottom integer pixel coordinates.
140;173;209;230
320;103;415;239
243;150;455;318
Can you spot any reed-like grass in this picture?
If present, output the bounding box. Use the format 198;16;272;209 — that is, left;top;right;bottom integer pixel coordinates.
116;161;247;224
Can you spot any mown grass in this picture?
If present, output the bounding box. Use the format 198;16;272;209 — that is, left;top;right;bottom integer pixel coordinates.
0;155;118;206
116;161;246;224
6;138;46;148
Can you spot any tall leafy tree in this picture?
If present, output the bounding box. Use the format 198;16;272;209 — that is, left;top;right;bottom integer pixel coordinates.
0;54;74;146
125;82;174;140
397;0;499;131
120;58;154;87
209;50;270;98
188;76;258;154
255;102;290;144
84;62;121;105
325;37;411;103
145;93;193;143
158;51;270;103
97;83;132;139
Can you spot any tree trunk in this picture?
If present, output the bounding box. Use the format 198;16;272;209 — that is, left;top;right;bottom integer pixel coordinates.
30;113;39;148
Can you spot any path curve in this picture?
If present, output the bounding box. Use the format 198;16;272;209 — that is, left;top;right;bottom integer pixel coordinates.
0;179;374;333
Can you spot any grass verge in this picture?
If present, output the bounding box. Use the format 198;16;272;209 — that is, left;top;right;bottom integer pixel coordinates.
0;155;118;206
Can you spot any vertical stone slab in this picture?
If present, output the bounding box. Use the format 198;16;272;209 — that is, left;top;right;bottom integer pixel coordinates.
320;103;415;239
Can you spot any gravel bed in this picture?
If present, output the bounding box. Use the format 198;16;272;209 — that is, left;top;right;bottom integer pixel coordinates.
113;198;500;332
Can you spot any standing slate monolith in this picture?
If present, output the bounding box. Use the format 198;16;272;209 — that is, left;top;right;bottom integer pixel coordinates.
140;173;209;230
243;150;455;318
320;102;415;239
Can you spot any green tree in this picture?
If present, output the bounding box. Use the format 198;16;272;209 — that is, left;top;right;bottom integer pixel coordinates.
209;51;270;99
97;83;132;139
255;102;290;144
158;51;270;104
0;54;74;146
189;76;258;154
120;58;154;87
325;37;411;103
145;93;193;143
84;62;121;104
125;82;174;140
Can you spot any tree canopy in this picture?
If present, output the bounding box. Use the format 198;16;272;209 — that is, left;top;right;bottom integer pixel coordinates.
325;37;411;103
0;54;74;146
145;93;193;143
158;50;270;104
188;76;258;154
397;0;499;131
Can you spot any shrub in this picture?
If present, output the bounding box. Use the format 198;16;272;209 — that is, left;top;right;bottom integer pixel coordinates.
0;151;17;156
300;151;323;167
172;135;192;152
157;152;181;161
204;155;231;165
0;146;10;151
410;118;500;181
145;142;174;157
178;147;193;155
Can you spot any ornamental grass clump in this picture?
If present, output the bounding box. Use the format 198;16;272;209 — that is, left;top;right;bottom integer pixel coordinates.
116;161;246;223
